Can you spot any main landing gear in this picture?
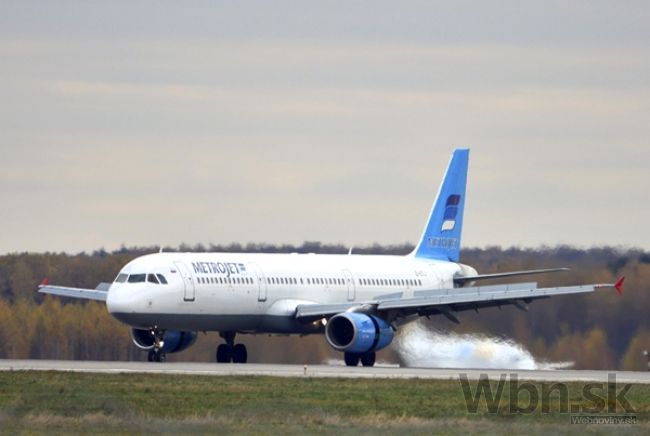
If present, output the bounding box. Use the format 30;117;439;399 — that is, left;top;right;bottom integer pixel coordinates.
344;351;376;367
216;331;248;363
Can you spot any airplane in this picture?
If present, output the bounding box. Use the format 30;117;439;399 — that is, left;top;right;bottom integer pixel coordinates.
38;148;624;366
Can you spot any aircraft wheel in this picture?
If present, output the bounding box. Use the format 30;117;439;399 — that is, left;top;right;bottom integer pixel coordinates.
148;349;166;363
216;344;232;363
232;344;248;363
360;352;376;367
344;352;360;367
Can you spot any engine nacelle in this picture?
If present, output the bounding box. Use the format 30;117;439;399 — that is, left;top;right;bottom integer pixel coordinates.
131;329;198;354
325;312;394;354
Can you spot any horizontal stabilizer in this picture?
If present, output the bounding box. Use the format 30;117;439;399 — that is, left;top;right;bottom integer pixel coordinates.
454;268;569;285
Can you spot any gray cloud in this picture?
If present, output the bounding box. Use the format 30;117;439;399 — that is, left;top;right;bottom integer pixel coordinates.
0;2;649;253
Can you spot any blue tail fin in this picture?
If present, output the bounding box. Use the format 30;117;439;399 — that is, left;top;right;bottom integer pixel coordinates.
412;148;469;262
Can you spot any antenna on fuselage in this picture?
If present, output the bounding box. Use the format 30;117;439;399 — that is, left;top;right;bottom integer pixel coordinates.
159;246;163;253
348;247;353;255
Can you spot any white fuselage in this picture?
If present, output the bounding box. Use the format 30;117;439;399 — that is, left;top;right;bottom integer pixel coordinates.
106;252;465;334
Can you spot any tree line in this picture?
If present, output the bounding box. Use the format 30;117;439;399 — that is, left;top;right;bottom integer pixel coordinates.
0;244;648;370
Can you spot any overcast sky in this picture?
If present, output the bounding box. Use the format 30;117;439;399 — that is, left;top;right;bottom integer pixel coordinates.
1;1;649;254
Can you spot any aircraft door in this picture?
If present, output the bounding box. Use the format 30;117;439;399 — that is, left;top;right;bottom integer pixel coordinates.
174;261;195;301
343;269;356;301
251;263;267;302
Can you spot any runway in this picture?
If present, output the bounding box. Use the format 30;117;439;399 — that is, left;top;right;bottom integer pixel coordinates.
1;360;649;384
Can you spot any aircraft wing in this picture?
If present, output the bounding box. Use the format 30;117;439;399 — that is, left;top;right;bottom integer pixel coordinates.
38;279;110;302
295;278;624;323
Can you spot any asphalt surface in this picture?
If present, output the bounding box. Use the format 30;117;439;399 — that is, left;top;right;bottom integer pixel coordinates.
1;360;649;384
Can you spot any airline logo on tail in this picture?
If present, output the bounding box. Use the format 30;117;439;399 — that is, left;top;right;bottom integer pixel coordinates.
441;194;461;231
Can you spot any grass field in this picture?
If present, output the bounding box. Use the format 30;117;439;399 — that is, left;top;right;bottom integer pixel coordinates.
0;371;648;434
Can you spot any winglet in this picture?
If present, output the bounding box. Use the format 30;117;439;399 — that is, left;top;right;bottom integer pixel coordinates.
39;278;49;287
614;276;625;295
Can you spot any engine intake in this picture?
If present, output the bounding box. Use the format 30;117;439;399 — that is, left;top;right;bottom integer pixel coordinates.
131;329;197;354
325;312;394;354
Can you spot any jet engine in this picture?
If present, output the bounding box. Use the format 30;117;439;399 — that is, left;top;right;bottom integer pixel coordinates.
325;312;394;354
131;329;197;354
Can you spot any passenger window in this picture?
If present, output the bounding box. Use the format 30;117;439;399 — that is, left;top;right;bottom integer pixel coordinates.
128;274;146;283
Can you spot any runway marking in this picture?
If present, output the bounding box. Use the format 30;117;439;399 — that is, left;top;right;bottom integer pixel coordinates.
1;360;649;384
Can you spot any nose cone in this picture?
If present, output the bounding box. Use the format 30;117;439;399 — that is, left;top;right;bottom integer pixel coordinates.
106;284;137;316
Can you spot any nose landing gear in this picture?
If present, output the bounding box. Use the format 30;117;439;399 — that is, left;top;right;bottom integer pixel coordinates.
146;329;167;362
216;331;248;363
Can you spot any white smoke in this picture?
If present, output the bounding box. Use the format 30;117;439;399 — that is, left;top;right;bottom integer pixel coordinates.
395;321;572;370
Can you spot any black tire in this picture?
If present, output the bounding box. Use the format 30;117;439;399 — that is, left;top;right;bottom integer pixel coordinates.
360;352;376;367
216;344;232;363
232;344;248;363
148;350;166;363
344;352;360;367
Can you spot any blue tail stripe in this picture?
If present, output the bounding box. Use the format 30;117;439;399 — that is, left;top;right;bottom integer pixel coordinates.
413;148;469;262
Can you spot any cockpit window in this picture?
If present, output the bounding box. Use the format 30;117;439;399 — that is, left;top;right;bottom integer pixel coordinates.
128;274;146;283
156;274;168;284
147;274;160;284
115;273;128;283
